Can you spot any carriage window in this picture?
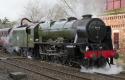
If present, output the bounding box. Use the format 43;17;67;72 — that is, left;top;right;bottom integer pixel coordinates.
113;32;119;49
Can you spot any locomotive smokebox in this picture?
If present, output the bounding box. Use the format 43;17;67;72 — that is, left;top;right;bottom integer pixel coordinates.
73;15;107;43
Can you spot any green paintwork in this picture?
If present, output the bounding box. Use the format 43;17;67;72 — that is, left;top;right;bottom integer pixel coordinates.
10;27;34;48
27;28;34;47
38;20;76;42
10;20;76;48
38;29;74;42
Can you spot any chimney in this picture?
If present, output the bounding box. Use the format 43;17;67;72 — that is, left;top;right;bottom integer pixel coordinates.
82;14;92;19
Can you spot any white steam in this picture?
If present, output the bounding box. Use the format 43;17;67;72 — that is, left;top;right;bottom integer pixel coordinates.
4;25;21;54
80;64;123;75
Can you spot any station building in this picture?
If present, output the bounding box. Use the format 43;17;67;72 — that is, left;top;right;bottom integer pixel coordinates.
100;0;125;54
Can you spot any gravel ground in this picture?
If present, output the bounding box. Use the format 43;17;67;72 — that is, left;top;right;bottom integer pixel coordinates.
0;49;125;80
0;67;13;80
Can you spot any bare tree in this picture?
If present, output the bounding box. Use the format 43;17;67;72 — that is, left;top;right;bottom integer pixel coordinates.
0;17;16;28
57;0;106;18
22;0;106;22
47;4;70;20
22;0;46;21
22;0;70;21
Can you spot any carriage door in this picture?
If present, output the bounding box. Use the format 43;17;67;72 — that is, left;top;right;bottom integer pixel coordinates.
113;32;119;49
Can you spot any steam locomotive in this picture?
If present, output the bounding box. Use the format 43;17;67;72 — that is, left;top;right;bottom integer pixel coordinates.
0;15;118;68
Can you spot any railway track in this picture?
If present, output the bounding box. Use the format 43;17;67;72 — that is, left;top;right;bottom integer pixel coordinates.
1;58;125;80
15;59;125;80
0;58;91;80
95;72;125;80
0;49;125;80
112;71;125;79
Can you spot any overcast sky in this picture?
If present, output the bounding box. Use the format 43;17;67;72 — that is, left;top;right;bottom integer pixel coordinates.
0;0;58;21
0;0;32;21
0;0;105;21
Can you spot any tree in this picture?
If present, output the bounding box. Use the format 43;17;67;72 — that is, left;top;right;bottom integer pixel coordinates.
0;17;16;28
23;0;45;21
22;0;72;21
47;4;69;20
22;0;60;21
22;0;106;21
58;0;106;18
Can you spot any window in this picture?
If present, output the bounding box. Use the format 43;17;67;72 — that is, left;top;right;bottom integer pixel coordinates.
113;32;119;49
114;0;121;9
106;0;114;10
106;0;122;10
121;0;125;8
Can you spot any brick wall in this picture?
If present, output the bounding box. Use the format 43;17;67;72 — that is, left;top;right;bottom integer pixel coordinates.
100;14;125;54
